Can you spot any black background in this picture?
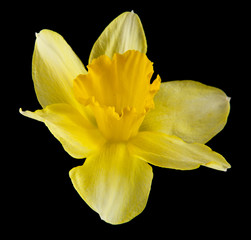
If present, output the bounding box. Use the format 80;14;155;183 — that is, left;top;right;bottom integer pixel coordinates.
6;0;244;238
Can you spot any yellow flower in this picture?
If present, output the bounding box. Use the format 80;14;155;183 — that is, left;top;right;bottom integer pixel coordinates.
20;11;231;225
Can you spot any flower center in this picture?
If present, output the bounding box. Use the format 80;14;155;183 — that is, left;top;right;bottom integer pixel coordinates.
73;50;161;141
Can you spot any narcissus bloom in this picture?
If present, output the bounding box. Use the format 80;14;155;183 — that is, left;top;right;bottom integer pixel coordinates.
20;11;230;224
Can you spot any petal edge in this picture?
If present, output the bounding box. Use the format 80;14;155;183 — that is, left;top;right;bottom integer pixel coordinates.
69;143;153;224
33;29;87;108
128;131;231;171
141;80;230;144
20;104;104;158
89;11;147;63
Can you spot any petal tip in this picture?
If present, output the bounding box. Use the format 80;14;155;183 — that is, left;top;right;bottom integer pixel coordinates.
205;159;231;172
225;162;231;171
19;108;24;115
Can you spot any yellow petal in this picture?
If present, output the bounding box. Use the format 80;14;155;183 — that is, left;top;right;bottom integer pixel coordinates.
89;11;147;63
74;50;160;141
69;142;153;225
20;104;105;158
33;29;87;108
140;80;230;144
128;131;231;171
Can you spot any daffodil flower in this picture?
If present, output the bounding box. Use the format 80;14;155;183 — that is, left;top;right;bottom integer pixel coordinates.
20;11;231;225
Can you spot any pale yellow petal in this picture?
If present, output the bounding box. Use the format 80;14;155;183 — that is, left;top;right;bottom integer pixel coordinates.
20;104;105;159
141;80;230;144
33;29;87;108
89;11;147;63
128;131;231;171
69;142;153;224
